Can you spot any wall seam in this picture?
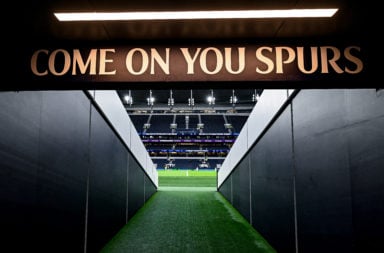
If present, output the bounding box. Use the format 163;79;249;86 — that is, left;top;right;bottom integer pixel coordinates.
249;155;252;226
289;89;299;253
218;90;299;188
126;153;130;224
83;90;95;253
83;91;157;188
144;173;146;204
230;175;233;204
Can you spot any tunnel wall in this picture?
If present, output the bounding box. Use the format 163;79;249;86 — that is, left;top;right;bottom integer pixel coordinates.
218;89;384;252
0;91;157;253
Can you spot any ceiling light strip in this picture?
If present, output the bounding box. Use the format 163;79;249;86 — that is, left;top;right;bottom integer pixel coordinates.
54;9;338;21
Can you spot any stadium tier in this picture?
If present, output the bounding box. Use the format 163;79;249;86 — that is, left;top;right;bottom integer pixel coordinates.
127;93;250;170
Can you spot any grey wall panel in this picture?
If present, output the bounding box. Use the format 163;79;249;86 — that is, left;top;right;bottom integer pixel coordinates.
39;91;90;180
348;118;384;251
250;108;295;253
293;90;354;253
88;107;128;253
37;91;90;252
0;91;42;251
128;154;145;219
219;176;232;204
0;92;41;164
0;91;154;252
344;89;384;124
144;173;156;202
345;90;384;251
231;158;250;222
218;89;383;253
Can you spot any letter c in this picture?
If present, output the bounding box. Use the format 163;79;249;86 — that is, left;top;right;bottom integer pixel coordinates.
31;49;49;76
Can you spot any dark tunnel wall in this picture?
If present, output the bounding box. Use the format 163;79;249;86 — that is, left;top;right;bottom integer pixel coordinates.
38;92;91;251
293;90;354;252
231;157;251;222
128;155;146;219
219;89;384;253
250;108;295;252
0;91;157;253
220;176;232;204
87;106;129;253
145;173;157;202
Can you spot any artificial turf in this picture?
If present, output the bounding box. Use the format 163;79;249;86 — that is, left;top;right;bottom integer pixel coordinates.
157;170;217;177
100;189;276;253
158;170;217;187
159;176;216;187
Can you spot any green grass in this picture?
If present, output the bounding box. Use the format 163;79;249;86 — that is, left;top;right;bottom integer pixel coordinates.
157;169;217;177
158;170;217;187
100;190;276;253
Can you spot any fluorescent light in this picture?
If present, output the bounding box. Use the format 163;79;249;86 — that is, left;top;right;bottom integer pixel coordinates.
54;9;338;21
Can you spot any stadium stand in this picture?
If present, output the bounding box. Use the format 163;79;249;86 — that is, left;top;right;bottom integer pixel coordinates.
118;89;259;170
130;115;149;133
147;115;174;133
226;116;248;134
200;115;226;133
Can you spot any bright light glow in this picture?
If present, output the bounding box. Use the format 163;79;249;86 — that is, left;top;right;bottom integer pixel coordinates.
207;96;216;105
54;9;338;21
124;95;133;103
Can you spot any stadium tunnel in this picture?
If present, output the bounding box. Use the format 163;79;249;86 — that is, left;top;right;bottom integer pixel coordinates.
1;89;383;252
1;0;383;252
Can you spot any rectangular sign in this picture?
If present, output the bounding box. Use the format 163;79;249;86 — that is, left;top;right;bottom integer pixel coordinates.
29;44;364;82
6;41;371;90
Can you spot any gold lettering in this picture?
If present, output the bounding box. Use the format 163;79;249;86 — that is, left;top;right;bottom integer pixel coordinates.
49;49;70;76
150;48;170;75
31;49;49;76
72;49;97;75
126;48;148;75
276;47;295;74
180;48;201;74
320;46;343;73
225;47;245;74
256;47;274;74
200;47;223;75
99;49;116;75
344;46;363;74
297;47;318;74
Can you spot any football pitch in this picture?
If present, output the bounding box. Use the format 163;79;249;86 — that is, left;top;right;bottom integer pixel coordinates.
100;170;276;252
158;169;217;188
100;190;276;253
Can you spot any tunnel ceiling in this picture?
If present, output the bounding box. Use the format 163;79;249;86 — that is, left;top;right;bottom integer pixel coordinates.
9;0;367;43
7;0;370;120
5;0;371;167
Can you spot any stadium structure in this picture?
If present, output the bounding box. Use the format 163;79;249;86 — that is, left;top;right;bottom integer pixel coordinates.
117;89;262;171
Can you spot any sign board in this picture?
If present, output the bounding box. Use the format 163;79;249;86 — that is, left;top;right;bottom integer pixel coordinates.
7;41;370;90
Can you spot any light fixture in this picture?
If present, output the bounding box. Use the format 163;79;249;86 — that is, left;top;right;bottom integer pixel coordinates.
124;90;133;106
147;90;155;106
185;115;190;130
168;89;174;108
54;9;338;21
188;89;194;107
207;89;215;106
252;90;260;102
230;89;238;105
